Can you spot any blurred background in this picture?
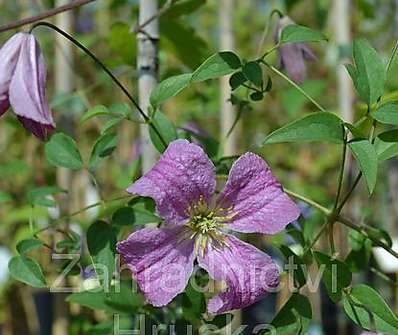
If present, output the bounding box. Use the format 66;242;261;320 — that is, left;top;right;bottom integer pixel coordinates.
1;0;398;334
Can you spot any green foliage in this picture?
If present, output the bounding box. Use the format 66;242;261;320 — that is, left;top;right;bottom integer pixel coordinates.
345;231;372;273
348;139;378;194
263;112;344;144
161;17;208;69
16;238;44;255
8;255;47;288
89;133;118;171
67;284;143;313
374;130;398;161
0;191;12;203
372;102;398;125
45;133;84;170
343;284;398;334
279;245;307;288
149;111;178;153
81;105;109;124
264;293;312;334
87;221;117;290
281;80;326;116
27;186;65;207
314;252;352;302
191;51;241;83
280;24;328;44
107;22;136;66
229;71;247;90
112;198;160;227
346;38;386;105
150;73;192;107
242;61;263;87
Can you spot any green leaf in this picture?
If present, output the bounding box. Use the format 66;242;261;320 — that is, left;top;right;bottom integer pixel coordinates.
89;133;118;171
264;293;312;335
348;139;378;194
250;92;264;101
191;51;241;83
67;284;143;313
27;186;65;207
314;251;352;302
345;239;372;273
279;245;307;288
17;238;43;255
67;290;111;311
87;221;117;290
17;238;44;254
375;130;398;161
0;191;12;203
80;105;109;123
45;133;84;170
229;71;247;90
350;38;386;105
101;116;124;134
372;102;398;125
344;122;366;138
263;112;344;144
242;61;263;86
165;0;205;17
112;205;160;227
8;256;47;288
280;24;327;44
343;284;398;334
150;73;192;106
182;283;206;323
149;111;178;153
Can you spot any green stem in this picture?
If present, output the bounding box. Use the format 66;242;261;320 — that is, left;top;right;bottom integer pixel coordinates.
334;129;347;210
34;195;131;235
303;219;329;253
284;188;331;215
285;188;398;260
337;215;398;259
370;267;398;287
259;43;280;60
261;62;326;112
337;172;362;213
255;8;284;57
30;21;167;150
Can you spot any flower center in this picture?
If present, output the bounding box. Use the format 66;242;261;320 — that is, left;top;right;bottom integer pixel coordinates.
183;196;235;256
189;211;219;235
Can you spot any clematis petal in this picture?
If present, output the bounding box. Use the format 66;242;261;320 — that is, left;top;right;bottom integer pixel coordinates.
9;34;55;140
217;152;300;234
117;226;195;307
198;235;279;314
127;139;216;225
275;16;316;84
0;33;26;115
278;43;307;84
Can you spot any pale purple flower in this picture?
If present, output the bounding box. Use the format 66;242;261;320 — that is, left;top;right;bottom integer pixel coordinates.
117;140;300;314
0;33;55;140
276;16;317;84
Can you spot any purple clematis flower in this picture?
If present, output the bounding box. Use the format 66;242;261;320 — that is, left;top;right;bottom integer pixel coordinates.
117;140;300;314
275;16;317;84
0;33;55;140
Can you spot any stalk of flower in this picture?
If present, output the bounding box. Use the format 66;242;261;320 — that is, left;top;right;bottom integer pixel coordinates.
275;16;317;84
117;139;300;314
0;32;55;140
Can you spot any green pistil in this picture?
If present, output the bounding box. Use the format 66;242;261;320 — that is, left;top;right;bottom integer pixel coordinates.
190;212;219;235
